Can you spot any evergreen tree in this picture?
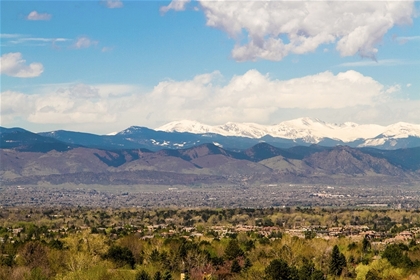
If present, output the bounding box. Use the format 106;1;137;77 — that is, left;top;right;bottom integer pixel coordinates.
231;259;242;273
162;271;172;280
153;271;162;280
224;239;244;260
311;271;325;280
299;258;315;280
106;245;135;269
329;245;346;276
382;244;413;268
150;248;160;262
136;270;151;280
243;258;253;272
362;236;371;252
265;259;291;280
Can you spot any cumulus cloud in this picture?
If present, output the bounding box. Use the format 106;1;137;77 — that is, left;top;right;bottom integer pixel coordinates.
73;36;98;49
160;0;191;14
27;11;52;21
3;70;418;133
164;0;415;61
104;0;123;9
0;84;123;126
0;52;43;78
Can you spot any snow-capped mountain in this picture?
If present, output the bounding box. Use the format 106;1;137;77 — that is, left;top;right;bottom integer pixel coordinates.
156;117;414;144
359;122;420;148
24;118;419;152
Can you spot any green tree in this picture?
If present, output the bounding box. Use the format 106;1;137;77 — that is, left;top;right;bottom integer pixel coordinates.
365;269;382;280
265;259;291;280
153;271;162;280
329;245;346;276
304;230;316;240
136;270;151;280
162;271;173;280
150;248;160;263
224;239;244;260
106;245;135;268
382;244;413;268
362;236;371;252
299;258;315;280
243;258;253;272
231;259;242;273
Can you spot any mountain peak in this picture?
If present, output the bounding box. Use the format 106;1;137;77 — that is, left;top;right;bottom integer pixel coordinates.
156;120;216;134
117;126;152;135
154;118;420;144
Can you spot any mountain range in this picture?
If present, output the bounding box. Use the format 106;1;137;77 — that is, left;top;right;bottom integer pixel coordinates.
2;118;418;153
1;120;420;186
156;118;420;149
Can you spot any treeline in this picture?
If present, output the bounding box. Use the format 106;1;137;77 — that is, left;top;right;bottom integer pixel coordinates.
2;207;420;231
0;207;419;279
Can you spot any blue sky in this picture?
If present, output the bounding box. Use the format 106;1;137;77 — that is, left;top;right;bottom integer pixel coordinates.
1;0;419;134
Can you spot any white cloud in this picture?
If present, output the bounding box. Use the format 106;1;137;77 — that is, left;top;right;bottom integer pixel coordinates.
3;70;418;134
395;35;420;44
104;0;123;9
73;36;98;49
0;85;120;126
101;46;114;52
0;52;43;78
9;37;70;48
0;34;22;39
27;11;52;21
164;0;415;61
337;59;416;67
160;0;191;14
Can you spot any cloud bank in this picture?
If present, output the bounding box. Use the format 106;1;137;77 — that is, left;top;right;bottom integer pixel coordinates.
163;0;415;61
1;70;418;133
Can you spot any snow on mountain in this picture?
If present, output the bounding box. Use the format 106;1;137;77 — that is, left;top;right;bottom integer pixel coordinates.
116;126;149;135
156;120;228;135
358;122;420;148
380;122;420;138
266;118;384;142
156;117;390;143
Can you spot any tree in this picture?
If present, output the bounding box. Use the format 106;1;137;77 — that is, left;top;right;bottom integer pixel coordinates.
365;269;382;280
265;259;291;280
311;270;325;280
162;271;173;280
362;236;371;252
106;245;135;268
150;248;160;263
230;259;242;273
243;258;252;272
224;239;244;260
299;258;314;280
329;245;346;276
19;241;49;270
153;271;162;280
136;270;151;280
382;244;413;268
304;230;316;240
